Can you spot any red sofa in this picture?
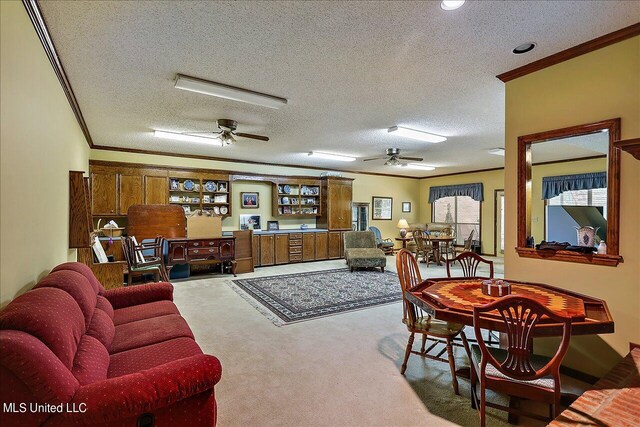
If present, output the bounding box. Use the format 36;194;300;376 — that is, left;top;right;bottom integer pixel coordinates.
0;262;222;427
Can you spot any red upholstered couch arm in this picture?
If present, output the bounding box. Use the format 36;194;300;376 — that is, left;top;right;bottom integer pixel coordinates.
58;354;222;425
103;282;173;309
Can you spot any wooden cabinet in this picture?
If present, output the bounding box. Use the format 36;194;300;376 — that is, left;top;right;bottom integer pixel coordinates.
318;177;353;231
252;234;261;267
303;233;316;261
118;174;143;215
328;231;342;259
91;170;118;215
315;232;328;260
260;235;275;266
289;233;303;263
275;234;289;265
145;175;167;204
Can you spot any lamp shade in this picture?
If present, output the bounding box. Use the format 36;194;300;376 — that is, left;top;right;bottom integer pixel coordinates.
397;219;409;229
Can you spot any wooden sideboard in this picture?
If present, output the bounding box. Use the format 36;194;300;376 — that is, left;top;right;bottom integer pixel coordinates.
166;237;237;276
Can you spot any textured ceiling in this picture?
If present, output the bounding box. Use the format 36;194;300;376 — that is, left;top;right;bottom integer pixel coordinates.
38;1;639;177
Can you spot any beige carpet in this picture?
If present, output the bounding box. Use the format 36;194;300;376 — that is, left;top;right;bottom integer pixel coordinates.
172;255;582;426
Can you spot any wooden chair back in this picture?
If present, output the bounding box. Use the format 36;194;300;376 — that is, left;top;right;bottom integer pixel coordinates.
121;236;137;269
473;295;572;382
395;249;422;324
413;231;426;252
446;251;494;278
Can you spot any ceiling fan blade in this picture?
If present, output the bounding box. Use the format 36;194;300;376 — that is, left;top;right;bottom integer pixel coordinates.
184;131;220;135
235;132;269;142
397;156;424;161
362;156;387;162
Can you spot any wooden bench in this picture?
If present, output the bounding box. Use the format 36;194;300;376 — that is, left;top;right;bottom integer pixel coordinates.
550;347;640;426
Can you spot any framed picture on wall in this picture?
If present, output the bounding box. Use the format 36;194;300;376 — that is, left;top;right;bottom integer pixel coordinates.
372;196;393;220
402;202;411;213
240;214;262;230
241;192;259;208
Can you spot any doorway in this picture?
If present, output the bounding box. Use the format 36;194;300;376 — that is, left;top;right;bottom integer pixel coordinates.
352;203;369;231
494;190;505;257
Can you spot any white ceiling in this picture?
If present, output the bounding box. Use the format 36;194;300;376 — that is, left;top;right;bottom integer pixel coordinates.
38;1;639;177
533;132;610;163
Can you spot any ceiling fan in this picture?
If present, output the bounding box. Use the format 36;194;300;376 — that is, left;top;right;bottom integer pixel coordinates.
185;119;269;146
362;148;423;166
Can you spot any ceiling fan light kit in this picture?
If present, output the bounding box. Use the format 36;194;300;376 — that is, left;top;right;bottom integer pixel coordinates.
174;74;288;109
308;151;357;162
388;126;447;143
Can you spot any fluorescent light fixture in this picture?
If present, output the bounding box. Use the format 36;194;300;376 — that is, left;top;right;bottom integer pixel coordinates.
308;151;356;162
388;126;447;143
153;130;218;144
404;163;436;171
488;148;505;156
441;0;465;11
174;74;288;109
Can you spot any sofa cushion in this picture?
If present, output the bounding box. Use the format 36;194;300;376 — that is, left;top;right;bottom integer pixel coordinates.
110;314;194;354
0;288;84;369
52;262;105;295
86;308;115;350
108;337;203;378
72;335;109;385
113;300;180;326
96;295;114;319
35;270;97;329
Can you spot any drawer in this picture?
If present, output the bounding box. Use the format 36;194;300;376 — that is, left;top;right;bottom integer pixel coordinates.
188;247;219;257
189;240;220;248
289;246;302;254
290;253;303;262
289;239;302;247
289;233;303;240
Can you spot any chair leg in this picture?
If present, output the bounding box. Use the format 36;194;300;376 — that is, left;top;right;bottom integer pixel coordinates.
446;337;459;395
420;334;427;353
508;396;520;424
127;272;132;286
400;333;415;375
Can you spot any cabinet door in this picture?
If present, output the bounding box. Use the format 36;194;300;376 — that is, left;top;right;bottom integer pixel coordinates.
329;182;352;229
260;235;275;266
275;234;289;265
315;233;328;260
252;234;261;267
91;171;118;215
328;231;341;259
145;175;168;205
302;233;316;261
118;174;143;215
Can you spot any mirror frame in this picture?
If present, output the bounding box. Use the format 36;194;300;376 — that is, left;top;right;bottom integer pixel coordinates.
516;118;622;266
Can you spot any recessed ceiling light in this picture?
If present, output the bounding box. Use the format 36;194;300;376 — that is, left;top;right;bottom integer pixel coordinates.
441;0;465;11
388;126;447;143
153;130;218;144
174;74;288;109
512;42;536;55
488;148;505;156
404;163;436;171
308;151;357;162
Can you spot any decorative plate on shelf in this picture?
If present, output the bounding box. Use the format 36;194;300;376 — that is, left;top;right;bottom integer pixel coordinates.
213;206;220;215
283;184;291;194
220;206;228;215
205;181;217;192
282;197;289;204
183;180;195;191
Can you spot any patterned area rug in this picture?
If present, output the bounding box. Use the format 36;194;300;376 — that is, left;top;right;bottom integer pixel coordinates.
230;268;401;326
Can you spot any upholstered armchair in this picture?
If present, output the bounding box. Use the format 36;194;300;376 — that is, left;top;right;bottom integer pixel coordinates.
368;226;395;255
344;231;387;272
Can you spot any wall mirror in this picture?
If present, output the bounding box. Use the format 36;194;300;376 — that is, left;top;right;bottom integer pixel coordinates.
517;118;622;266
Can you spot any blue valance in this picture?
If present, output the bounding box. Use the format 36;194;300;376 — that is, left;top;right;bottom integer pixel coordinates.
428;183;484;203
541;172;607;200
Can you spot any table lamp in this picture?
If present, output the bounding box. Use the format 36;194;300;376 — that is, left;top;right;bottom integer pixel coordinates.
397;218;409;238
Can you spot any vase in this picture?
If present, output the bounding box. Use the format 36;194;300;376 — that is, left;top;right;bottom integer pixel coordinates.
576;226;599;247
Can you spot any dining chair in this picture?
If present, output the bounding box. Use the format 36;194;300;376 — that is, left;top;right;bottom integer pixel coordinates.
121;236;170;285
446;251;494;279
412;231;434;265
457;229;475;254
441;226;457;259
395;249;468;395
470;295;572;426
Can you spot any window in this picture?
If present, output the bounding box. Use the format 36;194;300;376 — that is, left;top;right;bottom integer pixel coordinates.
432;195;480;245
547;188;607;218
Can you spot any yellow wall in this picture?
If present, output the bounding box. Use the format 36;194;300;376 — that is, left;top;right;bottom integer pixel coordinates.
504;36;640;375
530;157;607;243
1;2;90;305
89;150;421;243
419;169;505;255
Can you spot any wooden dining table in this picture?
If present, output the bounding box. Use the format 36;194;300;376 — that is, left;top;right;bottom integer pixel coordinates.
425;235;455;266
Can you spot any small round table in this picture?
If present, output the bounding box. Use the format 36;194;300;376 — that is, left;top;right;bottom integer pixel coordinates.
395;237;412;249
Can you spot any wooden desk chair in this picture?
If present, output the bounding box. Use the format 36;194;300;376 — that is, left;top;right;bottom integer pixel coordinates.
396;249;468;395
446;251;494;279
121;236;169;285
470;295;572;426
